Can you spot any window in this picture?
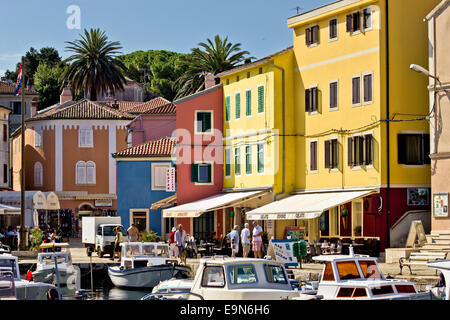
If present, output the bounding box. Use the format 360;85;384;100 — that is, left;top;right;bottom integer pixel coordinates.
34;129;42;148
352;76;361;105
76;161;96;185
310;141;318;171
363;73;373;103
245;145;252;175
257;85;265;113
363;8;372;30
245;89;252;116
235;93;241;119
225;96;231;122
34;162;43;186
201;266;225;287
10;101;24;115
234;147;241;175
257;143;264;173
346;11;361;33
225;148;231;177
336;261;362;280
228;265;257;285
196;111;212;133
325;139;339;169
191;163;212;183
305;87;319;112
348;135;373;167
322;262;335;281
305;25;319;46
2;124;7;142
398;134;430;165
79;129;93;148
371;285;394;296
3;164;7;184
264;264;288;284
329;19;338;40
329;81;338;110
358;260;382;279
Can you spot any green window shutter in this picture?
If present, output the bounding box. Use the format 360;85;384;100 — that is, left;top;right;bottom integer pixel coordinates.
246;90;252;116
225;96;231;122
207;164;212;183
191;164;199;182
235;147;241;175
235;93;241;119
246;146;252;174
225;148;231;177
258;86;264;113
203;112;211;132
257;144;264;173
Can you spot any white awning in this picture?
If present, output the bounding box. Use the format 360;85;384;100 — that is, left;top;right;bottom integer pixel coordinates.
163;191;267;218
0;204;21;216
246;190;377;220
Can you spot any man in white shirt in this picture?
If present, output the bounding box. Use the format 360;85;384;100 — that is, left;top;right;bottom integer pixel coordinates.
227;225;240;258
252;221;263;258
175;224;187;264
240;223;251;258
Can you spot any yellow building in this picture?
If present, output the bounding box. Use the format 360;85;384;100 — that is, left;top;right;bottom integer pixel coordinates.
218;48;297;237
247;0;439;250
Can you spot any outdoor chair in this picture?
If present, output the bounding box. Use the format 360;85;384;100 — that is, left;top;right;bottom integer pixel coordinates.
197;240;208;257
335;242;343;254
329;243;336;254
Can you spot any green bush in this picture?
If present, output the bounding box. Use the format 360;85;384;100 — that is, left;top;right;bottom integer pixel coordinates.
29;227;43;251
140;231;161;243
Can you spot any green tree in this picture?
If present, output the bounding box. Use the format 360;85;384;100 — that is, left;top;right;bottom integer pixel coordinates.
174;35;252;99
61;28;126;101
34;63;65;109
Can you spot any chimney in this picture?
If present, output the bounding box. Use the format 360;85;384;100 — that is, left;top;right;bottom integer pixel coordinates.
60;87;72;105
204;72;216;90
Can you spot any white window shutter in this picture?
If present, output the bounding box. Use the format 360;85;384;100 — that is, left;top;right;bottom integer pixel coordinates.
155;167;167;188
87;129;93;146
86;163;96;184
77;163;86;184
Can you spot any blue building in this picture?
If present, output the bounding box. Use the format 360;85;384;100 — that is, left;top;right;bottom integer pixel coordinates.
114;137;177;239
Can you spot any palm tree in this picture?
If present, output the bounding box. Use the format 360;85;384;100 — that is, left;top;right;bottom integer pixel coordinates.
174;35;252;99
61;28;126;101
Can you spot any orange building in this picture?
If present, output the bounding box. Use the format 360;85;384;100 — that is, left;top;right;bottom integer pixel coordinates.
11;99;134;235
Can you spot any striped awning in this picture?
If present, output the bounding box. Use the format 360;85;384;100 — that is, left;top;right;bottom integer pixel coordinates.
151;195;177;210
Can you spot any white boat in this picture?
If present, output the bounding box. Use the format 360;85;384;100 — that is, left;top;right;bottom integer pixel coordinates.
32;251;81;289
427;260;450;300
294;247;432;300
141;278;194;300
107;242;191;288
0;253;58;300
0;271;16;300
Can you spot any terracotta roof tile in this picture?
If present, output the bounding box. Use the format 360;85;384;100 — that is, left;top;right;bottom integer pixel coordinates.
114;137;176;157
0;81;37;95
99;100;143;112
28;99;135;121
127;97;172;114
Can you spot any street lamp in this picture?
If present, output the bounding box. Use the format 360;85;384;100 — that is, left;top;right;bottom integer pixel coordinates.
410;64;441;84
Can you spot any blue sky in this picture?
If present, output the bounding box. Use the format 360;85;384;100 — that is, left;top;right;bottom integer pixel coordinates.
0;0;331;76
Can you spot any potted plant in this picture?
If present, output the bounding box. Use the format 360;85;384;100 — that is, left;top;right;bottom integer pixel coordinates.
354;226;362;237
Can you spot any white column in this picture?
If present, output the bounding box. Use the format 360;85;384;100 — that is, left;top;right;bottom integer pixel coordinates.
55;124;63;191
109;124;117;194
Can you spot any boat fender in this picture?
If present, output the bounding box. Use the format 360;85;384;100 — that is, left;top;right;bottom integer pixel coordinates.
26;270;33;282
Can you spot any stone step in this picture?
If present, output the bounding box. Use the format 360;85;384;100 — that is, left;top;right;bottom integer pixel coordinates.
433;239;450;245
430;230;450;236
422;243;450;249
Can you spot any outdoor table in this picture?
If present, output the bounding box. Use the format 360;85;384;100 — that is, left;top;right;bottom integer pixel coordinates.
203;243;215;256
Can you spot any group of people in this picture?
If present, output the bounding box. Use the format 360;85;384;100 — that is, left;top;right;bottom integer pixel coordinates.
227;221;264;258
0;226;19;250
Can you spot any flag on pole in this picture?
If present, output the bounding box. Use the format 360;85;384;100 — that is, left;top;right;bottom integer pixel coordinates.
14;64;23;96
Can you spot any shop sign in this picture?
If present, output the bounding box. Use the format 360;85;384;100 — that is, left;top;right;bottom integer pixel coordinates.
95;199;112;207
166;167;176;192
433;193;449;218
407;188;430;206
267;239;298;267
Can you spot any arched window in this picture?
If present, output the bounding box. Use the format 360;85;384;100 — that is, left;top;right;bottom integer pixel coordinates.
34;162;43;186
76;161;96;185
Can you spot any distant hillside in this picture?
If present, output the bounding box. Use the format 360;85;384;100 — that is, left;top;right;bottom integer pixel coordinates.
117;50;190;101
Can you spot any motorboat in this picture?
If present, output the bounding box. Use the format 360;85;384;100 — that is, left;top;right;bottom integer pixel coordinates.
184;256;317;300
427;260;450;300
141;278;194;300
293;247;432;300
0;252;58;300
0;271;16;300
107;242;191;288
32;251;80;289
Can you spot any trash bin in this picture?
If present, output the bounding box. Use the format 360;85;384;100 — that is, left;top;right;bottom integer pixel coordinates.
293;240;308;268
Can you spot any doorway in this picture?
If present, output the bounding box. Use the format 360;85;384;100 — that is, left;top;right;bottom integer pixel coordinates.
193;211;214;242
130;210;149;232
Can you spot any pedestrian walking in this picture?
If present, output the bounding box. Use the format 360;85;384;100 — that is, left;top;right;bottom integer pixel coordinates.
251;221;263;258
175;224;186;264
169;227;178;258
127;224;139;242
112;226;123;261
241;223;251;258
227;225;240;258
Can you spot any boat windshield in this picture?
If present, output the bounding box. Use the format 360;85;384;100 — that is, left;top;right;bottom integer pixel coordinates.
156;246;169;257
125;244;141;257
228;265;257;285
358;260;383;279
142;245;155;256
263;264;288;284
336;261;362;280
40;255;68;264
0;259;18;279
